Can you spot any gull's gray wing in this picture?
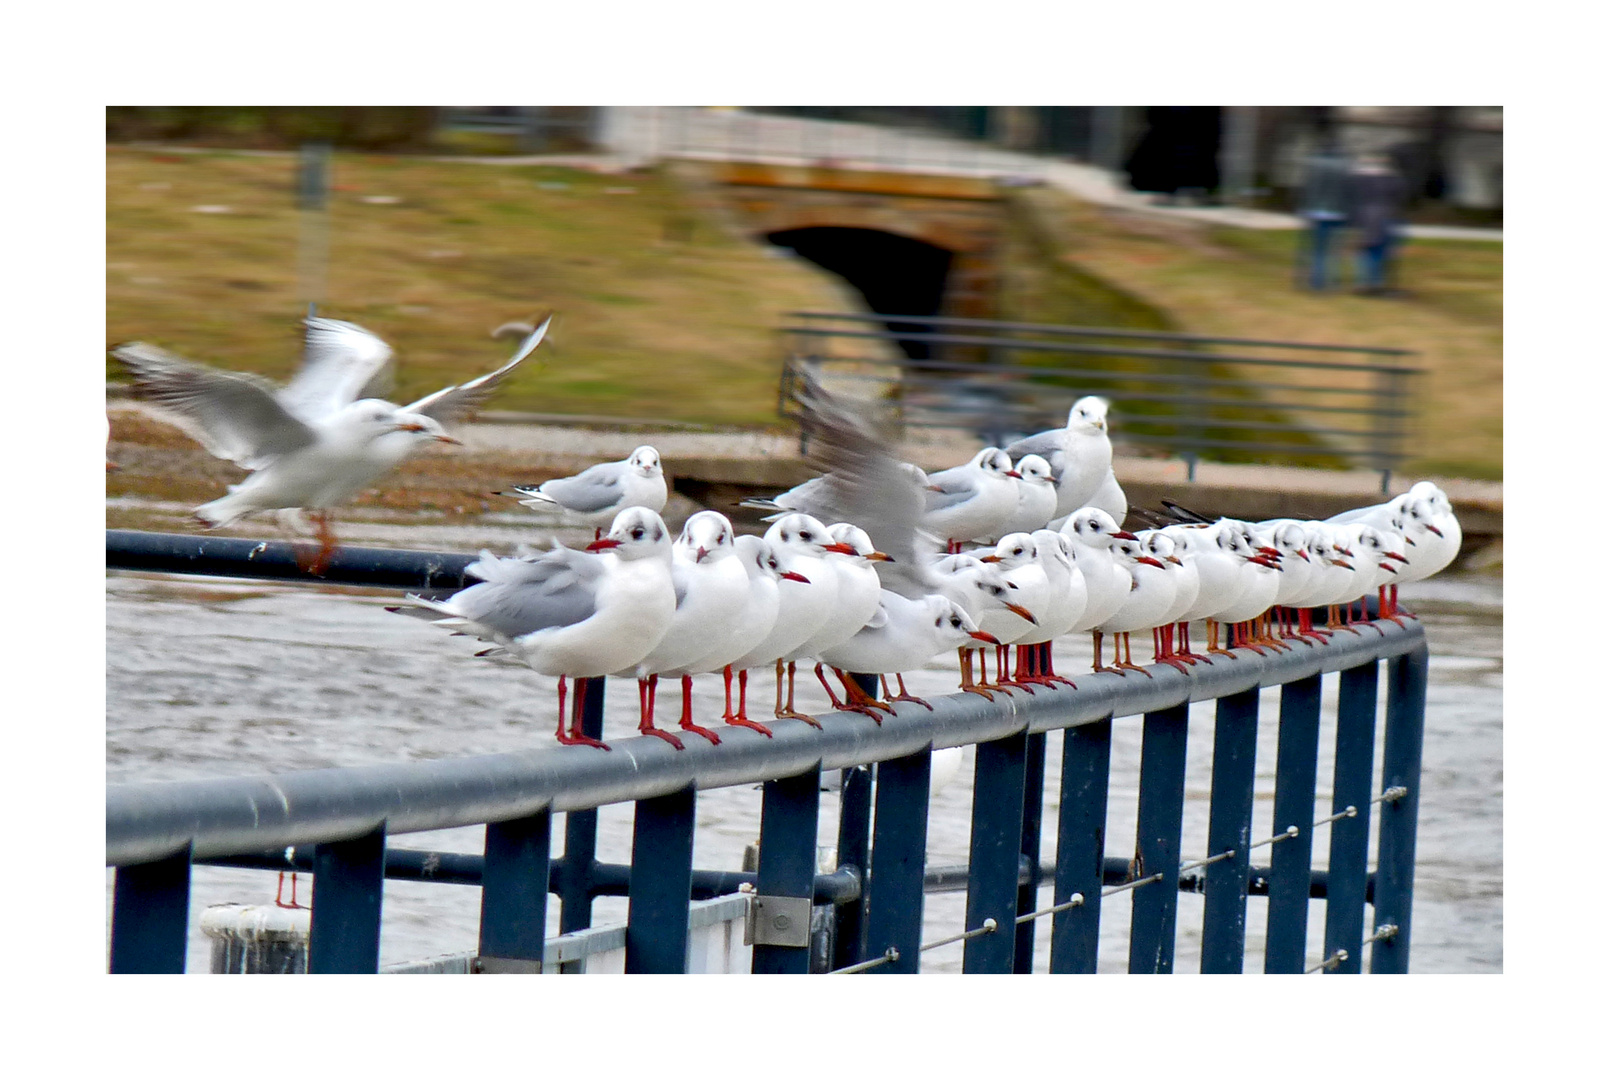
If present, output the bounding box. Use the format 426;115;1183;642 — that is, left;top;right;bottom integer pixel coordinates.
403;315;551;425
450;545;602;639
540;463;625;513
787;371;937;597
278;317;394;423
923;475;981;513
112;342;316;470
1003;430;1067;481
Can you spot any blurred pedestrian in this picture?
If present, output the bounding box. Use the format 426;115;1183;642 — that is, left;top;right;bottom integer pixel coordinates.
1348;152;1409;295
1296;142;1352;290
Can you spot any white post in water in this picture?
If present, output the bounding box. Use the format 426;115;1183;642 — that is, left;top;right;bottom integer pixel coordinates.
200;904;311;974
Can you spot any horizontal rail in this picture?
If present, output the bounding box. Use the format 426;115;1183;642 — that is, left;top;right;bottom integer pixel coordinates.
784;326;1421;375
785;312;1415;356
107;530;1426;866
106;529;477;592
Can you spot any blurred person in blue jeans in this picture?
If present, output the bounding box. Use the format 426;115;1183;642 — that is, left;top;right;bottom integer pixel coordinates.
1296;143;1352;290
1348;152;1409;296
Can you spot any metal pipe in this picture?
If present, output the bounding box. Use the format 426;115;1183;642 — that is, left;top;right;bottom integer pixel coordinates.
109;617;1426;866
106;529;476;592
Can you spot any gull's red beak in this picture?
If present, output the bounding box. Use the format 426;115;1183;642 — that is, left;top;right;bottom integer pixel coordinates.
695;546;710;563
1004;602;1038;625
434;434;462;445
1005;470;1023;479
1112;530;1139;541
1136;555;1166;569
586;537;622;551
781;571;811;583
823;542;857;555
1404;535;1417;546
396;421;428;433
1259;546;1281;558
1384;551;1409;562
1331;557;1354;570
969;630;1000;644
1298;549;1311;562
1379;562;1398;574
1335;545;1354;557
1166;555;1183;566
1427;524;1444;537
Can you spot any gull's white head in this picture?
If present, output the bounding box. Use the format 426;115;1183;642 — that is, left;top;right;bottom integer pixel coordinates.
628;445;663;476
346;399;459;445
981;532;1039;571
1140;531;1182;567
1067;396;1110;434
676;510;737;565
828;522;893;562
765;513;837;557
926;597;998;649
1032;529;1074;570
972;447;1019;478
1014;454;1054;487
1063;507;1133;549
591;507;672;561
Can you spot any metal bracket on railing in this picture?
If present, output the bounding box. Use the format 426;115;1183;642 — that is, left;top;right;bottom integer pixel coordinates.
472;956;543;974
746;894;812;948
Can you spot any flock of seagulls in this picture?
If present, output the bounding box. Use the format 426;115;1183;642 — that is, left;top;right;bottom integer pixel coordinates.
112;315;1461;752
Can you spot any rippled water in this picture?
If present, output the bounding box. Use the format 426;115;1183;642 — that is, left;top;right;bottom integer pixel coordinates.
106;569;1501;974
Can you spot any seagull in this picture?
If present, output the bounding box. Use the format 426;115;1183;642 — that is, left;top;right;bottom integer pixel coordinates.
928;553;1040;697
923;447;1022;553
689;534;810;736
1003;396;1114;520
1094;536;1176;676
818;593;998;714
113;314;550;572
1327;483;1458;616
1062;507;1139;670
1138;531;1197;672
991;453;1059;540
501;445;667;539
726;513;842;727
388;505;674;751
1011;530;1088;686
974;532;1051;688
797;523;894;720
1204;523;1285;654
740;462;929;526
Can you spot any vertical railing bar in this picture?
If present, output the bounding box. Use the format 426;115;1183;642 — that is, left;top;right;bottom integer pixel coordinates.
962;728;1029;972
752;765;823;974
1201;687;1260;973
1014;730;1048;972
556;677;606;973
832;764;874;970
1265;673;1324;972
307;823;387;974
1128;702;1190;974
1049;718;1112;973
1371;645;1428;973
861;746;933;974
108;842;193;974
1323;660;1380;974
625;783;697;974
478;809;552;971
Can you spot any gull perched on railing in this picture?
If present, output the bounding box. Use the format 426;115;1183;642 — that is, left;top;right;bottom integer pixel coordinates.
112;314;551;573
500;445;667;540
1003;395;1114;520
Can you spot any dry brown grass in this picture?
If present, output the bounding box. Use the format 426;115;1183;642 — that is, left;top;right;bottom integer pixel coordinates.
107;146;847;428
1031;191;1502;479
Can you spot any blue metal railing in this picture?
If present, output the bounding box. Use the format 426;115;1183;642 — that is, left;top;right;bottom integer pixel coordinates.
106;529;1428;974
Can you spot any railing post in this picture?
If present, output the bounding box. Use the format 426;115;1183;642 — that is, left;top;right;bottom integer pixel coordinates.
308;823;387;973
1014;730;1048;972
832;764;874;970
625;783;697;973
556;677;605;972
477;809;552;972
862;747;933;973
752;765;823;974
1050;718;1112;973
963;728;1029;972
1129;702;1190;974
1201;687;1259;973
1372;645;1428;973
1323;660;1379;973
108;842;193;973
1265;673;1323;972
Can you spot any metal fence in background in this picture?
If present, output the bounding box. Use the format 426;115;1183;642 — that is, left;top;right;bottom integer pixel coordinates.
106;530;1427;975
779;312;1419;490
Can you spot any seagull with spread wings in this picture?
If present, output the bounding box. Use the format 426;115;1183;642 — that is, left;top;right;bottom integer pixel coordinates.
112;314;550;572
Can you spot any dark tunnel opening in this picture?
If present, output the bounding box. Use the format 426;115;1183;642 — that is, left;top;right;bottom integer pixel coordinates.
765;227;953;359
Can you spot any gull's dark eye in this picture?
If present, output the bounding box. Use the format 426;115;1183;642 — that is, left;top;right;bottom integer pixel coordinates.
632;528;645;540
800;531;813;541
951;617;963;628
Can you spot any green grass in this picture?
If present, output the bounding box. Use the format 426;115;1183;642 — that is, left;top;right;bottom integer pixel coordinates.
107;147;848;428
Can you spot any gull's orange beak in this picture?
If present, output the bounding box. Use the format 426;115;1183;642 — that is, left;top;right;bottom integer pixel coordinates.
1404;535;1417;546
586;537;622;551
969;631;1000;644
823;542;857;555
1298;549;1311;561
864;551;894;562
1331;557;1354;570
1166;555;1183;566
434;433;462;445
1004;602;1038;625
978;554;1002;563
396;421;428;433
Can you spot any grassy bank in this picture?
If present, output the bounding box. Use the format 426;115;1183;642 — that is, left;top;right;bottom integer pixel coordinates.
1014;188;1502;479
107;146;846;428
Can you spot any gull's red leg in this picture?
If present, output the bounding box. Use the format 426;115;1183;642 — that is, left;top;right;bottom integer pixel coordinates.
959;646;994;699
814;662;849;710
777;660;822;728
557;676;610;750
1114;632;1154;677
886;672;934;710
835;670;891;722
678;674;721;745
634;674;683;749
723;665;772;736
